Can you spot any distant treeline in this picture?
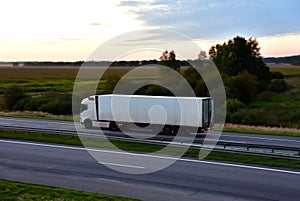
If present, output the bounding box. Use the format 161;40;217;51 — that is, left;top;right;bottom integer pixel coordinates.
263;55;300;66
4;60;192;67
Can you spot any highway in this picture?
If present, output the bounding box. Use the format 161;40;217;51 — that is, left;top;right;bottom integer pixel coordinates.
0;116;300;148
1;139;300;201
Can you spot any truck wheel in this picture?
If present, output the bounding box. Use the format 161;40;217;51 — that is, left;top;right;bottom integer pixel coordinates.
84;119;92;129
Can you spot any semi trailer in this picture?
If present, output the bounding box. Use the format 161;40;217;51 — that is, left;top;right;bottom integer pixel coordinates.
80;94;213;134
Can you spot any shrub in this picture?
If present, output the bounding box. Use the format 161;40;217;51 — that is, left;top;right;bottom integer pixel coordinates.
101;75;121;94
270;79;288;93
291;112;300;128
3;85;27;110
226;71;259;104
13;97;32;111
271;71;284;79
38;93;72;115
229;108;279;127
259;91;272;101
194;80;209;97
226;99;245;115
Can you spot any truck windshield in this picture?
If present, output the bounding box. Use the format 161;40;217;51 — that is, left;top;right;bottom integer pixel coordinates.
80;104;88;112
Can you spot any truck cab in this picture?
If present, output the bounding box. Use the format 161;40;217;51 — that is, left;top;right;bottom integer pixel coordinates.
80;96;95;128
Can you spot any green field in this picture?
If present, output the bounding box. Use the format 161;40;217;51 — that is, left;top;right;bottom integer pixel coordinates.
0;66;132;95
0;66;159;96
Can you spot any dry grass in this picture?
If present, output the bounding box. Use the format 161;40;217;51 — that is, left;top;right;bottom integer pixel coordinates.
0;66;79;79
285;77;300;87
268;63;300;76
0;66;134;79
0;111;77;121
224;123;300;134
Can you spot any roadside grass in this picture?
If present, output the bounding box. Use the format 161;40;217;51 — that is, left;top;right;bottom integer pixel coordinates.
0;179;138;201
0;111;76;121
245;84;300;129
1;130;300;170
223;124;300;137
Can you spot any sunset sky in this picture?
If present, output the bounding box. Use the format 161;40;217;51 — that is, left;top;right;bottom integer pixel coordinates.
0;0;299;61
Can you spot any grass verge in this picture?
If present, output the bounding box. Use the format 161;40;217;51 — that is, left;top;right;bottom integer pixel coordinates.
0;179;138;201
222;127;300;137
0;111;77;121
1;130;300;170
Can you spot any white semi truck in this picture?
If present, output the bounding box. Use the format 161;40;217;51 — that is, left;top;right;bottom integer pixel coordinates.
80;94;213;134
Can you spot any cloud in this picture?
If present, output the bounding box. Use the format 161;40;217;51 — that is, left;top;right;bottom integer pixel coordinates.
119;0;300;39
89;22;102;26
60;38;87;42
41;37;87;44
119;0;145;7
109;29;193;47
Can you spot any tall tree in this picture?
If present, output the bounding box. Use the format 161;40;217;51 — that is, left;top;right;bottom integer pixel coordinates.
209;36;271;90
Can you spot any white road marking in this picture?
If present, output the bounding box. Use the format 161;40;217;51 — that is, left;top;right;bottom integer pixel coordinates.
1;139;300;175
99;162;145;169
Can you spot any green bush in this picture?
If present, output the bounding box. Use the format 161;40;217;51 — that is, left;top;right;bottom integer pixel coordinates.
3;85;27;110
227;99;245;113
183;67;202;89
13;97;33;111
100;75;121;94
226;71;259;104
38;93;72;115
270;79;288;93
194;80;209;97
271;71;284;79
229;108;279;127
258;91;272;101
182;66;210;97
291;112;300;128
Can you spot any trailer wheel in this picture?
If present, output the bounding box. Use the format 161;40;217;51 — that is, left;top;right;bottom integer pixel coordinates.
84;119;92;129
163;126;173;135
109;122;119;131
172;126;179;135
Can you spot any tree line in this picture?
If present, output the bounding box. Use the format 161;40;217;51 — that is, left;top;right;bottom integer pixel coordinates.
263;55;300;66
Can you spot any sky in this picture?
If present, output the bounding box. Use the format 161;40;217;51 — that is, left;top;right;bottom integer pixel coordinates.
0;0;299;61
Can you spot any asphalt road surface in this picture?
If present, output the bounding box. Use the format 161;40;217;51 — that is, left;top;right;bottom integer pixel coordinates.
0;116;300;148
0;139;300;201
